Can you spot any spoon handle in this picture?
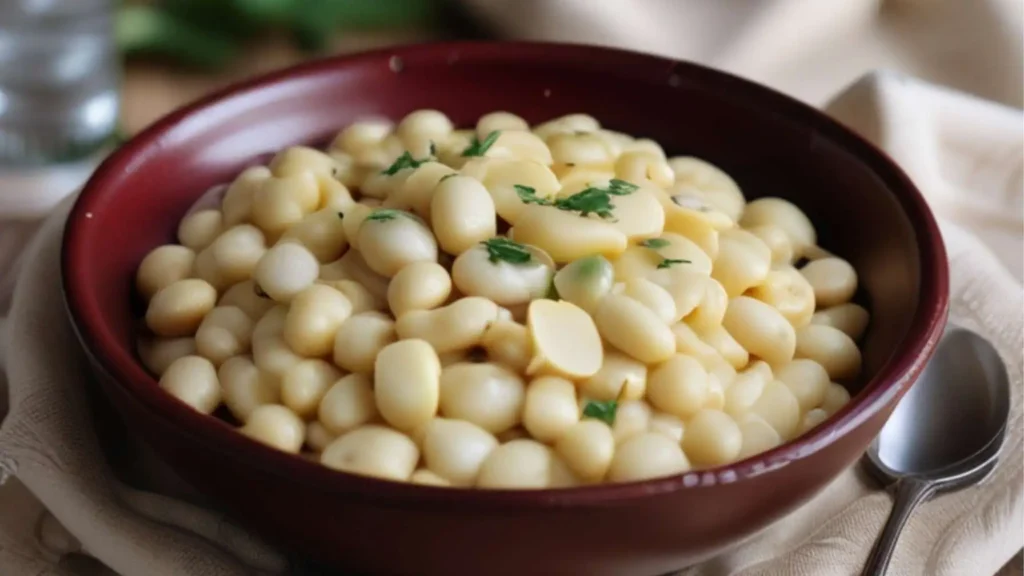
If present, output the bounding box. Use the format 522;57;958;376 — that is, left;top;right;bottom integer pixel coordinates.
862;477;936;576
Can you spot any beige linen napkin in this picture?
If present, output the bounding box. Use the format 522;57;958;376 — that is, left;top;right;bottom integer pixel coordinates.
0;69;1021;575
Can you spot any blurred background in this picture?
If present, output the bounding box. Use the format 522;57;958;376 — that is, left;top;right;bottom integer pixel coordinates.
0;0;1020;168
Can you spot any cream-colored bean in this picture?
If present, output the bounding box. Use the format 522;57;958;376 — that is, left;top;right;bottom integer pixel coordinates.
480;320;532;373
159;355;221;414
452;242;554;307
280;209;348;263
358;209;438;277
647;354;709;419
739;197;816;256
621;278;677;324
241;405;305;453
774;359;830;412
683;409;742;467
580;351;647;402
268;146;338;178
331;119;393;156
799;408;829;435
605;187;667;242
219;280;276;320
482;130;553;164
522;376;579;443
737;413;782;459
615;234;713;280
685;277;729;333
251;173;319;238
554;162;616;196
397;110;453;150
476;439;577;489
623;138;667;159
470;159;560;224
611;400;652;445
337;203;373;252
387;261;451;317
321;425;419;481
511;204;628;263
648;412;685;443
810;303;870;341
195;306;254;365
332;313;395;374
146;279;217;337
722;296;796;366
608;432;690;482
615;151;674;189
591;129;633;156
476;111;528;138
138;336;196;376
670;322;721;365
705;374;726;411
375;339;441;431
593;294;675;364
283;284;352;357
723;370;767;418
746;225;794;266
555;420;615;482
410;469;451;487
206;224;267;286
305;421;337;452
439;362;525;434
552;255;615;313
795;324;862;380
526;299;604;379
799;257;858;308
251;305;287;341
137;245;195;300
221;166;271;226
660;184;735;231
698;325;749;369
396;297;499;354
547;132;615;165
317;172;357;213
281;359;342;419
646;268;708;323
218;355;280;422
382;162;456;219
667;157;745;221
319;279;382;314
496;427;530;444
821;383;851;415
254;242;319;303
750;381;801;440
316;374;375;436
429;176;497;254
747;267;816;328
177;209;223;251
533;114;600;140
712;229;772;297
252;334;303;377
745;360;775;384
422;418;499;486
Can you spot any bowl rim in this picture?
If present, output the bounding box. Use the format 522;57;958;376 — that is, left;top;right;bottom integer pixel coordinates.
62;40;949;507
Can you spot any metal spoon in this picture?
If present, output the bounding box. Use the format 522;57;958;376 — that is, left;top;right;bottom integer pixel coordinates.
861;324;1010;575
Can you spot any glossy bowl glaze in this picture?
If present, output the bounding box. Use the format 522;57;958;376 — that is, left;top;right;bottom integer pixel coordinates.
63;42;948;576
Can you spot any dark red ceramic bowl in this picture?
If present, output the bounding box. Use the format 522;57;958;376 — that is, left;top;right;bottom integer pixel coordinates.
63;42;948;576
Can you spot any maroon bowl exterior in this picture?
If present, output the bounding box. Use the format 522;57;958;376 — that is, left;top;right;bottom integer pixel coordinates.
62;42;948;576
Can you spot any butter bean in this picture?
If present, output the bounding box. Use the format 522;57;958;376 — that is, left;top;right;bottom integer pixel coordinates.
593;294;675;364
396;297;499;354
375;339;441;431
146;279;217;337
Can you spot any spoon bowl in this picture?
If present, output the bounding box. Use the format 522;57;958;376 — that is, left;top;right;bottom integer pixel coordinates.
862;324;1011;575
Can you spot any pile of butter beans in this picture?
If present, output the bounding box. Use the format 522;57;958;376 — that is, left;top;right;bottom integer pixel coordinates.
136;110;869;488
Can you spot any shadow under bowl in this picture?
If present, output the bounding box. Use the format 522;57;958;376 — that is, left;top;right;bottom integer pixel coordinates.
62;41;948;576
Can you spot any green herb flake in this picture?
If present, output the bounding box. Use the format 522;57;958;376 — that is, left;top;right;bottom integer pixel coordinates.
640;238;670;249
461;130;501;157
365;209;404;222
380;151;430;176
581;383;628;425
657;258;691;269
607;178;639;195
429;141;438;157
515;184;553;206
482;237;532;265
554;187;617;220
337;212;345;220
